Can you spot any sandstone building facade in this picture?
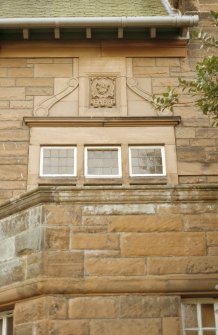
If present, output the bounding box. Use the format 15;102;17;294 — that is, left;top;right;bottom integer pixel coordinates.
0;0;218;334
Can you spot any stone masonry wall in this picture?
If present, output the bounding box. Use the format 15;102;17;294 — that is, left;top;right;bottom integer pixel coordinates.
132;11;218;184
13;295;181;335
1;199;218;290
0;12;217;204
0;187;217;334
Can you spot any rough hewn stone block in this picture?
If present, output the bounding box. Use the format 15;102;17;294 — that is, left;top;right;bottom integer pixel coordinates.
44;227;70;250
0;129;29;141
0;142;28;156
108;215;183;232
184;214;218;231
176;127;196;138
133;58;155;66
148;256;218;275
69;297;118;318
207;232;218;246
71;233;119;250
26;87;53;96
15;228;43;256
121;232;206;256
0;237;15;261
82;204;156;215
44;251;84;277
16;78;53;87
43;205;82;226
0;59;26;67
0;87;25;100
34;64;73;77
195;128;218;138
0;165;27;180
163;317;181;335
8;68;33;77
85;257;145;276
48;320;89;335
15;321;47;335
90;319;161;335
0;259;25;286
177;147;206;162
119;296;180;318
0;78;16;87
156;58;180;66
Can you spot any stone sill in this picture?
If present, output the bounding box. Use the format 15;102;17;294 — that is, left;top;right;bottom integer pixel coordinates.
0;184;218;220
38;176;167;186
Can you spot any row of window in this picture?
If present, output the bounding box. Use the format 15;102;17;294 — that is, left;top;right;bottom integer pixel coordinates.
40;146;166;178
1;302;218;334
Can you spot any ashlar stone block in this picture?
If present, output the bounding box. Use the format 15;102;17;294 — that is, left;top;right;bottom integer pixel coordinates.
121;232;206;256
69;297;118;319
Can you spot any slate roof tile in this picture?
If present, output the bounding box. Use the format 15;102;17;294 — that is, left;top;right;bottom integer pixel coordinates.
0;0;169;18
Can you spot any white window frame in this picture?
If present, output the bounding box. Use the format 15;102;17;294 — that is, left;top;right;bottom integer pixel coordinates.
0;310;13;335
128;145;166;177
181;300;218;335
84;146;122;178
40;146;77;177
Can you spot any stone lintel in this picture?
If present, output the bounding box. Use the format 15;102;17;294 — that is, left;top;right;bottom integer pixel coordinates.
0;184;217;220
24;116;181;128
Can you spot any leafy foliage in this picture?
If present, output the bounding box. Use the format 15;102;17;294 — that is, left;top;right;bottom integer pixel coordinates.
180;56;218;124
151;11;218;126
151;87;178;114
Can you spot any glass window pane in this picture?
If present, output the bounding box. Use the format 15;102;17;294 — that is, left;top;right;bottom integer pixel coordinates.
203;331;216;335
42;148;75;176
183;304;198;328
87;149;119;176
0;319;2;335
202;304;215;328
6;317;13;335
185;332;198;335
130;147;163;175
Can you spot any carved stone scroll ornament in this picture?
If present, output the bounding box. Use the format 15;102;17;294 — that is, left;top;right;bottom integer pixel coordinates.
34;77;79;117
90;77;116;108
126;78;173;116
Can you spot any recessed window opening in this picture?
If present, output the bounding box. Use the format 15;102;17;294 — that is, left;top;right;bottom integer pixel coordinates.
40;146;77;177
182;301;218;335
0;311;13;335
85;146;122;178
129;146;166;176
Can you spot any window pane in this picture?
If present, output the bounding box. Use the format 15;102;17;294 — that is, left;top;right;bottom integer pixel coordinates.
185;332;198;335
183;304;198;328
202;304;215;328
87;149;119;176
130;147;163;175
6;317;13;335
42;148;75;176
0;319;2;335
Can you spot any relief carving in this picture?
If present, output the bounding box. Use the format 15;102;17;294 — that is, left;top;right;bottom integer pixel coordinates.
90;77;116;108
34;77;79;117
127;77;173;116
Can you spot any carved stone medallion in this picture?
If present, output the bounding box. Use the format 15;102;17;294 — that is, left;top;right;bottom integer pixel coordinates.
90;77;116;108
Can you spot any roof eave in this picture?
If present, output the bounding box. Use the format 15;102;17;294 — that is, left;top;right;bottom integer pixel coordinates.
0;15;199;29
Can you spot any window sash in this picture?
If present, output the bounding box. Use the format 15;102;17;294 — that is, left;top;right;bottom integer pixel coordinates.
0;311;13;335
128;146;166;177
84;146;122;178
182;302;218;335
40;146;77;177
